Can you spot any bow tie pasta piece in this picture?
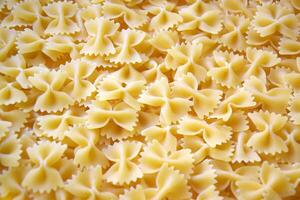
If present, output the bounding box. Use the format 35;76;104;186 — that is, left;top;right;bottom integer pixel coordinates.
277;124;300;163
0;28;16;61
16;29;45;55
63;59;97;102
0;109;28;134
172;73;223;118
0;75;27;105
36;108;86;140
80;17;119;56
232;131;261;163
206;50;248;88
220;15;250;52
190;160;222;200
244;76;291;113
289;93;300;125
245;47;281;82
144;0;182;31
22;141;67;192
149;30;179;52
141;125;177;152
0;132;22;168
210;89;256;121
28;69;74;112
140;140;194;175
119;165;192;200
178;116;232;148
102;1;148;28
165;43;207;82
0;165;31;200
87;100;137;131
235;162;296;200
43;35;78;61
247;110;288;155
0;54;37;89
103;141;143;184
2;0;49;35
178;0;223;34
65;166;117;200
107;29;146;64
181;135;233;164
279;37;300;55
150;164;192;200
43;1;80;35
65;126;108;167
252;3;298;39
87;100;138;140
97;66;146;110
138;77;192;125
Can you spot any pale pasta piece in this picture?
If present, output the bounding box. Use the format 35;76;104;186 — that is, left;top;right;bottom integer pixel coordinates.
172;73;222;118
138;77;192;125
221;0;250;16
279;37;300;55
28;69;74;112
0;75;27;105
0;55;33;89
232;131;261;163
220;15;250;51
244;76;291;113
103;141;143;184
102;0;148;28
65;166;117;200
247;110;288;154
140;140;194;175
179;0;223;34
141;125;177;152
43;1;80;35
22;141;67;192
245;47;281;82
178;116;232;147
149;30;179;52
289;93;300;125
2;0;49;35
285;71;300;94
0;132;22;168
36;108;86;140
0;165;31;200
210;90;256;121
0;109;28;133
87;100;137;134
16;29;45;55
235;162;295;200
148;164;192;200
181;135;233;164
144;0;182;31
97;67;145;110
278;124;300;163
80;17;119;56
63;59;97;102
252;3;298;39
120;165;192;200
190;160;222;200
65;125;108;167
43;35;78;61
165;43;207;82
221;110;249;132
107;29;146;64
0;27;16;61
206;50;248;88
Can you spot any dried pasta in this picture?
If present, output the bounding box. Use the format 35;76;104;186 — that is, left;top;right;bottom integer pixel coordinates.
1;0;300;199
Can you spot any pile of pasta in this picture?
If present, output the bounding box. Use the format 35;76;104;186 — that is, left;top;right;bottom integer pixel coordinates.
0;0;300;199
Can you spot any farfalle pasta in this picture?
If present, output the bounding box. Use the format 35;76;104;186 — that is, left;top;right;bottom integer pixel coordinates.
1;0;300;199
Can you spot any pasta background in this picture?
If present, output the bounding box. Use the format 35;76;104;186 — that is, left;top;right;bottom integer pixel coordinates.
0;0;299;199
